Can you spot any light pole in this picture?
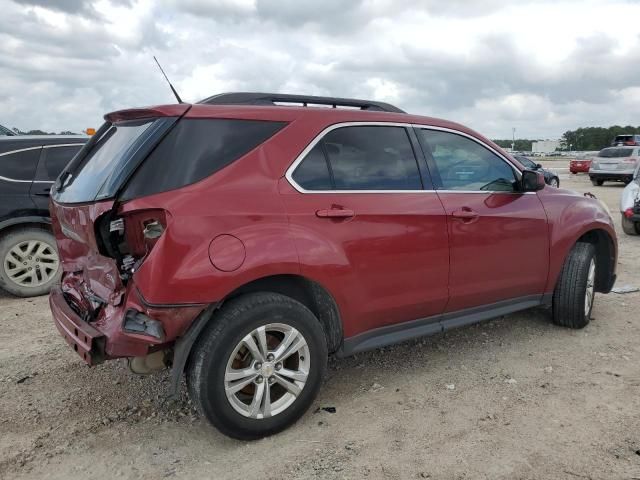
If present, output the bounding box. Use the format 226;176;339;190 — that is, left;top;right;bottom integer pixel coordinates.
512;127;516;152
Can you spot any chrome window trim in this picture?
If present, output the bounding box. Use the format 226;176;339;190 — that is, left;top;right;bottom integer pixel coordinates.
284;121;525;194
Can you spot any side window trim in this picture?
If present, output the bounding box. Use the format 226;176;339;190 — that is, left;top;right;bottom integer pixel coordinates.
413;125;523;194
286;122;430;193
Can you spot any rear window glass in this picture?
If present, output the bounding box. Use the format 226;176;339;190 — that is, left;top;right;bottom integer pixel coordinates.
598;148;634;158
55;119;159;203
43;145;83;180
0;148;40;181
121;119;286;200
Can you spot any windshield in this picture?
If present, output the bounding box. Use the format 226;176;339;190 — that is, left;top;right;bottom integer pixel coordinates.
54;117;176;203
598;148;634;158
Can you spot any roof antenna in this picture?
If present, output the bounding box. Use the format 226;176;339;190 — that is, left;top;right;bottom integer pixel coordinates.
153;56;183;104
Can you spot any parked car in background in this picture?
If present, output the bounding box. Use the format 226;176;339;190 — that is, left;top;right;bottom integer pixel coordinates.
620;164;640;235
611;134;640;146
0;135;86;297
512;154;560;187
570;157;592;174
48;92;617;440
589;147;639;186
0;124;16;136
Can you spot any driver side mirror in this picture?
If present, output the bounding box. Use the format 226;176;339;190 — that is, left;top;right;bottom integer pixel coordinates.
521;169;545;192
535;163;543;169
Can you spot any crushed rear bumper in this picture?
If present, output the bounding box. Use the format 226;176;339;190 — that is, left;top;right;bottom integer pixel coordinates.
50;285;106;365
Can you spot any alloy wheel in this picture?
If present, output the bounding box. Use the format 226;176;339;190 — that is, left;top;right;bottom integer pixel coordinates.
584;259;596;316
3;240;59;287
224;323;310;419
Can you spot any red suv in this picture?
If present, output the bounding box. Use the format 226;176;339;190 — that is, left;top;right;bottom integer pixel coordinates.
49;93;617;440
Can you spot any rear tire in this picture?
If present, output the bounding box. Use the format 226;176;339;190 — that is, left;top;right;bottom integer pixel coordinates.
187;292;328;440
0;227;61;297
621;214;639;236
552;242;597;329
549;177;559;187
591;179;604;186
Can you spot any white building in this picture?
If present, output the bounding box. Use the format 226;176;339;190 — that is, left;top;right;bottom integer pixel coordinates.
531;140;561;153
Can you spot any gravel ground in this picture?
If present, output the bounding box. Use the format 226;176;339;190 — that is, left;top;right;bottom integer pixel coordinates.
1;163;639;480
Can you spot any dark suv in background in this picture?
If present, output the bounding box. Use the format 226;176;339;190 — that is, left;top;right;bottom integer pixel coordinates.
0;135;86;296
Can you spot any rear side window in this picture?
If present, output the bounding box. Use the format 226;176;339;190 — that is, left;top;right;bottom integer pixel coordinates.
42;145;83;180
291;125;423;191
291;144;332;190
0;148;41;181
121;119;286;200
599;148;633;158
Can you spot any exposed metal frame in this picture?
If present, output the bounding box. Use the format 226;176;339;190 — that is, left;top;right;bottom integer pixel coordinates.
284;121;526;195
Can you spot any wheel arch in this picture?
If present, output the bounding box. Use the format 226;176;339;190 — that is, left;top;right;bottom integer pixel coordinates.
575;228;616;293
223;274;343;353
0;216;52;237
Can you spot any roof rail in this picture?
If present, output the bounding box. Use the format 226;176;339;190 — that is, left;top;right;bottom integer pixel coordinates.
197;92;406;114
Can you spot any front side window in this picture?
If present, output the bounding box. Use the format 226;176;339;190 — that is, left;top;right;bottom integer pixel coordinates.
418;129;517;192
291;125;423;191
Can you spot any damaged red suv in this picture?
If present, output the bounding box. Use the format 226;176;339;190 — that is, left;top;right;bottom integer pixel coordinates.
49;92;617;440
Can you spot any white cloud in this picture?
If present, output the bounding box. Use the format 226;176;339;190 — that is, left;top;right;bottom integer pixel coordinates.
2;0;640;139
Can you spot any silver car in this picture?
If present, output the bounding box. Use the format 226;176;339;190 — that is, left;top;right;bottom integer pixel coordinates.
620;163;640;235
589;147;639;186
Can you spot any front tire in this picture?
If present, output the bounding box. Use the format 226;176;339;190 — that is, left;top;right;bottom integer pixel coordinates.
621;214;639;235
552;242;597;329
591;178;604;186
0;227;61;297
187;292;328;440
549;177;559;188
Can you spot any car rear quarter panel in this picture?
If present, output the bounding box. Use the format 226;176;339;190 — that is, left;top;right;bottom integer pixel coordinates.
122;116;335;306
537;187;617;293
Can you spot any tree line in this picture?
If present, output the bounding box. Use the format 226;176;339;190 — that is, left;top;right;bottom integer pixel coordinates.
10;128;79;135
493;125;640;152
559;126;640;151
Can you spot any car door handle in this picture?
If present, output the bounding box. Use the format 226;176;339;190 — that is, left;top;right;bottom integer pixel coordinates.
316;208;355;218
451;208;479;222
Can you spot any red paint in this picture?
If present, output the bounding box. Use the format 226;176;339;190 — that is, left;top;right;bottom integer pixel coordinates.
49;102;618;364
209;234;246;272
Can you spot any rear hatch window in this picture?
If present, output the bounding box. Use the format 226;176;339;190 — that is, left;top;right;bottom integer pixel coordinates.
53;117;177;204
598;148;634;158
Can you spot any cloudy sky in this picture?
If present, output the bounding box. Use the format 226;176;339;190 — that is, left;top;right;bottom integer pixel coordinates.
2;0;640;139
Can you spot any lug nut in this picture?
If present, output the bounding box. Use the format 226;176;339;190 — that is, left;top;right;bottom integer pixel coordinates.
267;354;274;362
275;363;282;371
268;376;275;384
255;375;263;384
254;362;262;369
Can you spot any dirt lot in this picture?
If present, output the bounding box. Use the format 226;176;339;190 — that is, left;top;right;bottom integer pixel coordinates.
1;162;639;480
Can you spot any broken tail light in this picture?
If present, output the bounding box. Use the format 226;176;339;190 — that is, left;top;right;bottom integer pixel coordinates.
97;209;167;279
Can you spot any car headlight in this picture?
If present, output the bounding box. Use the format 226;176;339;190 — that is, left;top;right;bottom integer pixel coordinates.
591;161;600;169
